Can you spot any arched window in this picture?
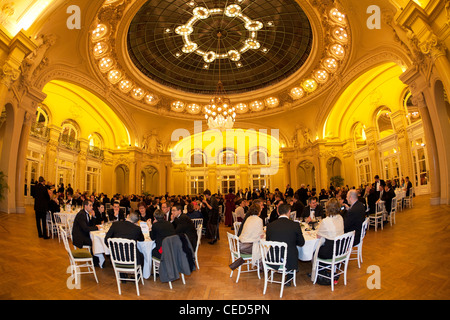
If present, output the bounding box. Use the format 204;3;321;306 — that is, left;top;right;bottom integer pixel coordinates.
352;122;367;149
189;151;206;167
376;107;394;139
218;149;236;165
403;91;421;125
61;122;78;142
249;149;268;165
35;105;49;127
88;133;103;149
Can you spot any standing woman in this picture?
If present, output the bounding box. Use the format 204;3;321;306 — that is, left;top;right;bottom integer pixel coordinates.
224;188;236;227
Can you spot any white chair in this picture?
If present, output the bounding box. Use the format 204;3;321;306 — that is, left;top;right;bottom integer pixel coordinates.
227;232;260;283
289;211;296;220
46;211;58;239
152;257;185;290
233;221;241;236
350;217;369;268
404;188;413;208
195;224;202;269
313;231;355;291
54;212;68;242
66;215;75;241
60;226;98;286
388;198;397;226
108;238;144;296
232;211;237;224
369;202;384;231
259;240;296;298
191;218;203;229
396;195;403;212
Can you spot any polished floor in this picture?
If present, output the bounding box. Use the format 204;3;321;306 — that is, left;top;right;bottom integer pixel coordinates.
0;195;449;301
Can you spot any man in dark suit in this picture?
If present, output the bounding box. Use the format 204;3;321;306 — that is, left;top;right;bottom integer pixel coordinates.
268;200;283;223
405;176;413;197
244;188;252;200
104;211;145;266
33;176;51;239
291;194;305;219
301;196;325;221
149;209;175;259
171;204;197;251
374;175;385;200
344;190;366;246
284;184;294;198
266;203;305;285
202;189;220;244
379;181;396;218
107;201;125;222
295;184;309;206
72;200;98;249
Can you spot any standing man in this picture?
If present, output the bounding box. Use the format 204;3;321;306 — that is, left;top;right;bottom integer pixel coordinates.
33;176;51;239
405;176;413;197
202;189;220;244
374;175;385;200
284;184;294;198
266;203;305;285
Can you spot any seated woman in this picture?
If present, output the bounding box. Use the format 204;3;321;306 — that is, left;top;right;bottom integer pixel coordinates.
149;209;175;259
94;203;108;224
135;201;151;222
316;198;344;259
234;199;246;222
237;204;264;267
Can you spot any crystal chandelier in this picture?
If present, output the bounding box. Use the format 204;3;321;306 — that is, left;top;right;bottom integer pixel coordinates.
204;32;236;130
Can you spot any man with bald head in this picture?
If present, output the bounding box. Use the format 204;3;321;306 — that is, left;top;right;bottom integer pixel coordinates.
344;190;366;246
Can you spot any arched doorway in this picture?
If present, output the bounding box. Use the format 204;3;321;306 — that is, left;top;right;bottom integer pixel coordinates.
327;157;343;186
141;165;159;196
115;164;129;195
297;160;316;188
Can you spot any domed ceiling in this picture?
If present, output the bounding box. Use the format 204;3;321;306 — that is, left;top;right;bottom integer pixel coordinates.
127;0;313;94
90;0;349;117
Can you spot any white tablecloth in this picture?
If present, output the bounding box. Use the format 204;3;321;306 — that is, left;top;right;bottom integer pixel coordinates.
90;230;155;279
297;222;320;261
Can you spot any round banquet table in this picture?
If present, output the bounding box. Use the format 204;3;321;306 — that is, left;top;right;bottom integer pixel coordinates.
90;229;155;279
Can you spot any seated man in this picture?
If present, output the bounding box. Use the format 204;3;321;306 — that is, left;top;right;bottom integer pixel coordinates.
344;190;366;247
186;201;203;220
107;201;125;222
104;211;145;267
72;199;98;249
301;196;325;222
266;203;305;285
171;204;197;251
149;209;175;259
